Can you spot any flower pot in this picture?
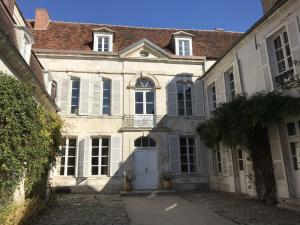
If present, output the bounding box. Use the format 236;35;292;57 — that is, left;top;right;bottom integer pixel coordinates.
162;179;172;190
124;181;133;192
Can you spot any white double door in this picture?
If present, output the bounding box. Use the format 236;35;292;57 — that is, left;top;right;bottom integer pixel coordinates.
134;149;158;190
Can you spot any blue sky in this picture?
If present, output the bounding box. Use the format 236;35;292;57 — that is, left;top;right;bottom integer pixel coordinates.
17;0;263;32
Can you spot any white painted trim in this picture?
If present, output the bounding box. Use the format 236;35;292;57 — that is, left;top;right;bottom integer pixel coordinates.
93;32;113;52
175;37;193;56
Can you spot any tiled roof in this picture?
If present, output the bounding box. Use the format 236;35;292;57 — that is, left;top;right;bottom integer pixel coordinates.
30;21;242;59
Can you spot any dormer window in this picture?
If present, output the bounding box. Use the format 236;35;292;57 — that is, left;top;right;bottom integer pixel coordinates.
172;31;194;56
15;26;34;64
93;28;114;53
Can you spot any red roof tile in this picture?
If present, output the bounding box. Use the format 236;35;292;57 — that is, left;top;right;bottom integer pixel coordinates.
30;21;242;59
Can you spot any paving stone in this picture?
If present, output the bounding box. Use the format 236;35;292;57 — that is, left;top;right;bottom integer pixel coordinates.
180;191;300;225
29;194;131;225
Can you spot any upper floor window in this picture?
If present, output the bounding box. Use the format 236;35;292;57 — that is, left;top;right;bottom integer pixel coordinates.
273;30;294;80
71;78;80;114
135;78;155;115
176;38;192;56
177;82;193;116
51;81;57;100
93;33;113;52
224;67;235;102
207;82;217;115
102;79;111;115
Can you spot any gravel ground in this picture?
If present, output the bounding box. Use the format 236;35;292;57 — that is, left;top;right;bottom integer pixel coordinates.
180;191;300;225
29;194;130;225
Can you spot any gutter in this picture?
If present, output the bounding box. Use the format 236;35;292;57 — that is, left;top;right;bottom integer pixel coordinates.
200;0;291;80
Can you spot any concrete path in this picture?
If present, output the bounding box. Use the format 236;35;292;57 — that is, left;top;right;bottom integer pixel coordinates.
123;194;236;225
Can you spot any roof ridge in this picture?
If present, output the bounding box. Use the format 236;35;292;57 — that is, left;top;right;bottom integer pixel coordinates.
30;19;243;33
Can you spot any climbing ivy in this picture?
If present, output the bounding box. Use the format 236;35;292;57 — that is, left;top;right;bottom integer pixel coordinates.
0;72;62;203
198;92;300;204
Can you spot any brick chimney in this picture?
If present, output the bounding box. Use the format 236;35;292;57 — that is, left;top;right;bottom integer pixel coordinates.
34;8;50;30
261;0;281;14
2;0;15;15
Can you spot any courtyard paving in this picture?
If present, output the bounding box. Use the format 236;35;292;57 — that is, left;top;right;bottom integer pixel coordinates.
29;191;300;225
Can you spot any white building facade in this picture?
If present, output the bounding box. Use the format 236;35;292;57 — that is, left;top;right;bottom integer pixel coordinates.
202;0;300;202
30;10;240;192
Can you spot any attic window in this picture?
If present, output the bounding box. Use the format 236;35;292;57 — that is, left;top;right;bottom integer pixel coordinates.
93;32;113;52
140;50;149;57
176;38;192;56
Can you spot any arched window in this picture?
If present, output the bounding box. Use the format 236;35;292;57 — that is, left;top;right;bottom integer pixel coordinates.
135;78;155;115
134;137;156;147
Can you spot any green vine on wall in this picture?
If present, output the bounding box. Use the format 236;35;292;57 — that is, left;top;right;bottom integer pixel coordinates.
0;72;62;205
198;92;300;204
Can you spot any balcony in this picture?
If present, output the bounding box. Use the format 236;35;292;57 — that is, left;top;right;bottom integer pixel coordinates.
120;115;169;131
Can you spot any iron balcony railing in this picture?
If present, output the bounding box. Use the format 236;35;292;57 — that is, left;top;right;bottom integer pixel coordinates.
122;115;168;129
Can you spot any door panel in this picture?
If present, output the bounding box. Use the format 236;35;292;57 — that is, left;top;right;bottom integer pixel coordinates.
134;150;158;190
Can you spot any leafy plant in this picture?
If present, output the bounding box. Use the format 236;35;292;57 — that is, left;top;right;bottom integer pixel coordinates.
0;72;62;207
198;92;300;204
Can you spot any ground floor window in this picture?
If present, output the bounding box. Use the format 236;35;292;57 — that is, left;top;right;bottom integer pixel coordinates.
179;137;196;173
60;138;77;176
91;137;110;175
290;142;300;170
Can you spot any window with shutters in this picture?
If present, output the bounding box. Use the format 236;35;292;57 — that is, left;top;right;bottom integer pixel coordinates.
177;82;193;116
207;82;217;115
91;137;110;176
135;78;155;115
102;79;111;115
71;78;80;114
179;137;196;173
60;138;77;176
271;29;295;85
286;120;300;170
224;67;235;102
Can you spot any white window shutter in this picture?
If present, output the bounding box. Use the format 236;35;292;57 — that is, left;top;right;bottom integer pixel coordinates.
168;135;180;175
59;78;70;114
77;137;85;177
287;17;300;77
167;80;177;116
194;79;205;117
111;80;121;115
233;59;242;94
79;78;90;115
91;77;102;115
83;136;91;177
110;135;122;177
259;41;274;91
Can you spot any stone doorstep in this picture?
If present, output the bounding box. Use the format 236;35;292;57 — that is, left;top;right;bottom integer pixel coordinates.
277;198;300;212
120;190;177;197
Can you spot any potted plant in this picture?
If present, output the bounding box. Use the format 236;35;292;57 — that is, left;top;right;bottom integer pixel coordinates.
123;170;135;192
160;172;172;190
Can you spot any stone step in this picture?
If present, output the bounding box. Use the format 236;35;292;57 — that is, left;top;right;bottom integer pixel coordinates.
120;190;177;197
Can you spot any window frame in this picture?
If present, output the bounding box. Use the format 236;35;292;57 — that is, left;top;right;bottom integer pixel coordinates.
70;78;80;114
175;37;193;56
179;136;197;174
224;66;235;102
177;82;193;116
102;79;111;115
207;82;217;115
59;138;77;177
286;120;300;171
134;79;155;115
271;29;294;79
91;137;110;176
93;33;113;52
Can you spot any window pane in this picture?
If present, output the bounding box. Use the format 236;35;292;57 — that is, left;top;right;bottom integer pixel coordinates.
60;167;65;175
274;37;282;49
102;138;109;146
135;92;143;102
149;138;156;147
146;92;154;102
67;167;75;176
60;157;65;166
180;138;187;146
189;155;195;163
69;139;76;147
142;137;148;147
92;148;99;156
181;164;188;172
146;103;154;114
134;138;141;147
92;139;99;147
189;164;196;173
101;157;108;165
189;147;195;154
283;32;289;44
135;103;143;114
61;147;66;156
287;122;296;136
92;167;98;175
101;166;108;175
68;148;76;156
181;156;188;163
92;157;99;165
180;147;187;154
68;157;75;166
102;148;109;156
